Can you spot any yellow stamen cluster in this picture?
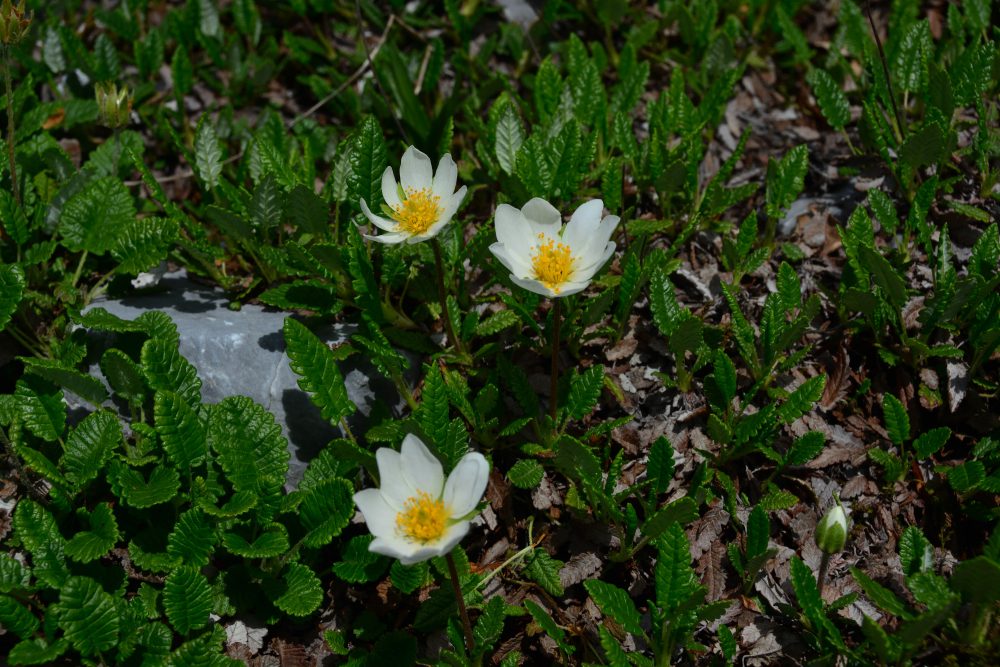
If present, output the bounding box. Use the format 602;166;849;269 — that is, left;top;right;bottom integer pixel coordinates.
531;234;574;293
392;188;442;235
396;491;447;543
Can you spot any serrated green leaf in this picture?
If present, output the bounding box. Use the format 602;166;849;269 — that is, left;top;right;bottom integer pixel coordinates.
765;145;808;222
777;375;826;424
332;535;390;583
194;116;223;191
900;121;948;170
390;560;429;594
274;562;323;616
647;436;676;496
349;116;387;211
494;103;524;176
222;524;289;558
109;461;180;508
655;522;698;613
0;554;31;593
947;460;985;493
0;594;39;639
806;68;849;130
786;431;826;466
746;505;770;560
54;576;120;655
642;497;699;541
112;216;180;275
913;427;950;459
209;396;288;500
299;477;354;547
7;637;71;665
713;350;737;404
524;599;572;652
882;394;910;445
12;500;68;587
0;262;26;332
851;567;912;619
525;549;564;596
507;458;544;489
164;566;213;634
16;375;66;442
155;390;207;469
567;365;604;421
167;509;216;566
19;358;107;408
65;503;120;563
759;487;799;511
584;580;643;635
282;318;355;425
60;409;121;487
59;176;136;254
475;309;520;337
141;338;201;406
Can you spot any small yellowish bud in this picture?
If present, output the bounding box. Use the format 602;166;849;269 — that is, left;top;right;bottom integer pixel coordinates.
96;82;133;129
815;501;849;555
0;0;31;45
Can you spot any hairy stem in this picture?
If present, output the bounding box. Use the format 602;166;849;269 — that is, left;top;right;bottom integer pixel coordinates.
433;239;463;354
550;298;561;423
446;552;475;654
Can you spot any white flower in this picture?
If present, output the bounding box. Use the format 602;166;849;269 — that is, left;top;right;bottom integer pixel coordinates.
815;500;849;554
359;146;467;244
353;433;490;565
489;198;619;298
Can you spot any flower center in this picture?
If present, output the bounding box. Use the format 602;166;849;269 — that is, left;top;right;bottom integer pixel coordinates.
531;234;574;293
392;188;442;235
396;491;448;543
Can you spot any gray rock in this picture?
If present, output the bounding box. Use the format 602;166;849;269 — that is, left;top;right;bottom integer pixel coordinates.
78;271;411;488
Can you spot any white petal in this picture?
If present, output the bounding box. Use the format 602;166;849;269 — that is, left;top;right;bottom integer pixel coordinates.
520;198;562;234
509;274;558;298
494;204;534;267
375;448;413;510
369;535;420;562
441;185;467;221
399;146;433;191
574;241;616;277
444;452;489;517
553;279;590;297
381;167;401;210
360;198;399;232
489;243;532;278
364;231;409;244
579;215;621;264
562;199;605;251
400;433;445;495
432;154;458;198
353;488;397;538
430;521;471;559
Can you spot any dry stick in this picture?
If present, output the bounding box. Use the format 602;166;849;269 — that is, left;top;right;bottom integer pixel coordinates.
353;0;409;144
865;1;905;140
550;298;561;423
433;238;462;354
289;14;397;129
445;552;475;654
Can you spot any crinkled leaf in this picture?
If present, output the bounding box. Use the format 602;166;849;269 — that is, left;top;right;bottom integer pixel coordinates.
0;263;26;332
16;375;66;442
164;566;213;634
155;390;207;469
299;477;354;547
882;394;910;445
209;396;288;499
274;562;323;617
507;459;543;489
332;535;390;583
61;409;121;488
167;509;216;566
65;502;120;563
112;216;180;275
59;176;136;254
109;461;180;508
142;338;201;406
53;576;120;655
222;524;289;558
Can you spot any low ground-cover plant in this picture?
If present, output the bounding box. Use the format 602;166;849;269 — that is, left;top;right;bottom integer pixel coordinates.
1;0;998;665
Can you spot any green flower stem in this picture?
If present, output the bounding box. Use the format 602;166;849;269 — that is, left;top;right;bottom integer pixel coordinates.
432;239;463;355
3;44;19;206
71;250;89;289
550;298;561;423
445;551;475;654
